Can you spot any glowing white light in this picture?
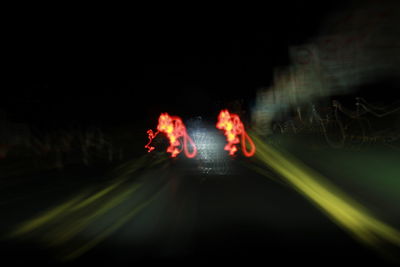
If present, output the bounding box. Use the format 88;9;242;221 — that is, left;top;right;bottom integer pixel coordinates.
188;126;230;175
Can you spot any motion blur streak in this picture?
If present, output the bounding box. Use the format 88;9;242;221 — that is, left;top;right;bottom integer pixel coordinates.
63;187;163;261
216;109;256;157
9;193;89;237
45;183;142;247
252;1;400;134
7;154;167;261
251;133;400;254
146;113;197;158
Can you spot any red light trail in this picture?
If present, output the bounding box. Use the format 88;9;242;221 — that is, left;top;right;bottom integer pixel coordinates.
216;109;256;157
145;113;197;158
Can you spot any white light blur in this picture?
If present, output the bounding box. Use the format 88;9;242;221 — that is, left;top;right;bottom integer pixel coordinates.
188;123;231;175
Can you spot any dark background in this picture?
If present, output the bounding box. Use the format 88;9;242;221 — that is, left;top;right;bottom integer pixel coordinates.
3;1;348;130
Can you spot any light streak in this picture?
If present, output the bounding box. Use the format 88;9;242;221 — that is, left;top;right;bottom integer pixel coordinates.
145;113;197;158
216;110;256;157
251;133;400;255
7;154;167;261
144;129;157;153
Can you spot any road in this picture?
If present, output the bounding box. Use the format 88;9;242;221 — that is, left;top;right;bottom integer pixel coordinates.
0;133;399;264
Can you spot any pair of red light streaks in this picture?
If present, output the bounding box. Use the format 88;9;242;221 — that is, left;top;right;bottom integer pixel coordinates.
145;110;256;158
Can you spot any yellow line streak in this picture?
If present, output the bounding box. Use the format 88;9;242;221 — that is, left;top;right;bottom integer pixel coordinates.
7;155;153;239
63;188;163;261
9;193;87;237
46;183;142;246
251;133;400;249
70;180;125;212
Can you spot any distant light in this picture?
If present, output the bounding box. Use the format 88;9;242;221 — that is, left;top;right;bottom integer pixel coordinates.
189;127;230;175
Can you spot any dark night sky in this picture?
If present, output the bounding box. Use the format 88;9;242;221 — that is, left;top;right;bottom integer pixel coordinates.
3;1;346;128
